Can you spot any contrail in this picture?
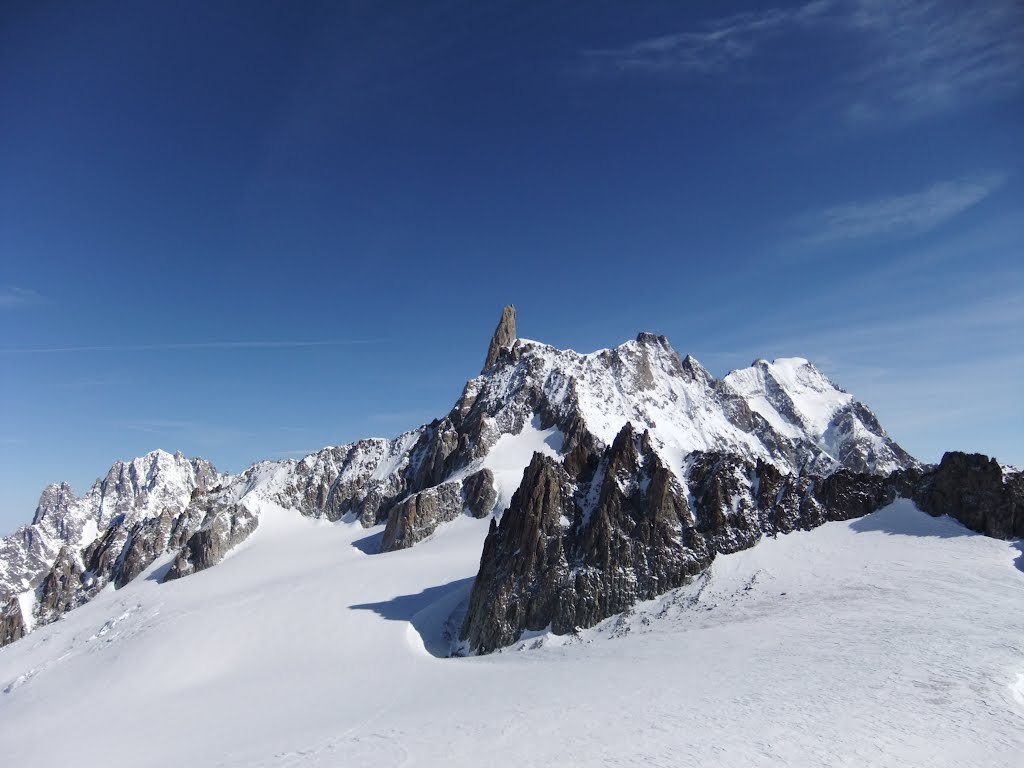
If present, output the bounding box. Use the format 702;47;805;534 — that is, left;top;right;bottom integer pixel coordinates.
0;339;389;353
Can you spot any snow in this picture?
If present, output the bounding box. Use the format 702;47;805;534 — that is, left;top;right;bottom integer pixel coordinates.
15;591;34;633
1;498;1021;767
78;519;99;548
769;357;853;432
370;430;421;481
724;356;854;437
479;339;777;484
481;414;564;513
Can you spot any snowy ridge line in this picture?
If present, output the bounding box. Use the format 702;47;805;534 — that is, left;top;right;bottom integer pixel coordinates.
2;311;920;647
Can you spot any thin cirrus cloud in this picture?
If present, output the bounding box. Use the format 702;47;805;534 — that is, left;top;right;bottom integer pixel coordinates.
796;173;1007;244
579;0;1024;119
0;339;388;354
845;0;1024;119
579;1;831;75
0;286;46;308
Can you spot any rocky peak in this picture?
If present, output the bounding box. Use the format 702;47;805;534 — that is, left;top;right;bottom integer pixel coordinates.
635;331;667;346
680;354;712;385
459;424;710;655
482;304;517;373
31;482;76;527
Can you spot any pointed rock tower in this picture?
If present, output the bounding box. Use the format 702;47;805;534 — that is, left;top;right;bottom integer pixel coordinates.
482;304;517;373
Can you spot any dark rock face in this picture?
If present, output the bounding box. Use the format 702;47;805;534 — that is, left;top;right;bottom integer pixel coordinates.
913;452;1023;538
461;426;714;654
35;546;85;624
404;419;462;494
75;504;206;595
460;454;576;654
463;469;497;519
164;504;259;581
115;508;185;588
565;426;711;631
462;443;1024;655
460;424;924;655
482;304;517;373
381;482;465;551
1;598;26;646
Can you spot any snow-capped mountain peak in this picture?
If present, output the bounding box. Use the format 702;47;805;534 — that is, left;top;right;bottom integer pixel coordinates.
1;449;223;623
1;308;919;646
724;357;851;436
723;357;912;474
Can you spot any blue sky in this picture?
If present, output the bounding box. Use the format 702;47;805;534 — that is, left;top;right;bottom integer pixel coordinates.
1;0;1021;534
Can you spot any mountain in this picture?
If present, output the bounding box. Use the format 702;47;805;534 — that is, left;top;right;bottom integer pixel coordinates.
1;307;1022;766
0;451;219;643
2;306;1015;654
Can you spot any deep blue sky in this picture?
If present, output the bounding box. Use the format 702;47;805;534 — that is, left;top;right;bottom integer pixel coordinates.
1;0;1022;533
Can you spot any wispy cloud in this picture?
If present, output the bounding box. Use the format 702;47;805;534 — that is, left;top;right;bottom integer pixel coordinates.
580;2;831;75
579;0;1024;119
0;338;388;354
796;173;1006;244
846;0;1024;119
0;286;45;308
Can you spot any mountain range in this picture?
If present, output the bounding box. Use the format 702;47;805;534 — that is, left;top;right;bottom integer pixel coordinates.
1;306;1020;652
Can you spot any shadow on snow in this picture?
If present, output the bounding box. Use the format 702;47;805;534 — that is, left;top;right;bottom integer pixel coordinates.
350;577;475;622
849;501;975;540
350;577;476;657
351;530;384;555
850;501;1024;573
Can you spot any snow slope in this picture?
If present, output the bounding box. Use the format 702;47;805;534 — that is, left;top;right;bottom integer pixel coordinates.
1;499;1021;767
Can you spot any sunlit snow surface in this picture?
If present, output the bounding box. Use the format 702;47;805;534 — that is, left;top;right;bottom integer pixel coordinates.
480;415;563;515
1;500;1022;767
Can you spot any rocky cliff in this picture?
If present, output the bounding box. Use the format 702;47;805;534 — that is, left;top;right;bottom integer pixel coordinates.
458;434;1022;654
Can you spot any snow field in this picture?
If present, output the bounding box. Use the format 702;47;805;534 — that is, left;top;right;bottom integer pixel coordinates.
0;499;1021;767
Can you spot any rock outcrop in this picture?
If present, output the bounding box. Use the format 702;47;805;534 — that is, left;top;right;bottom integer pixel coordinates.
164;504;259;581
380;482;464;551
0;598;26;646
460;427;1015;655
460;454;576;654
461;425;714;654
482;304;517;373
462;469;497;518
913;452;1023;538
34;546;86;625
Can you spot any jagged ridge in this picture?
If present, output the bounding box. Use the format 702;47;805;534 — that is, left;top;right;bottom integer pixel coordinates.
458;436;1022;655
0;308;922;647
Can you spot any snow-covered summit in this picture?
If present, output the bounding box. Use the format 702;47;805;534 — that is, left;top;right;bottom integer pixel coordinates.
724;357;850;436
467;331;913;481
1;449;221;605
721;356;913;474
